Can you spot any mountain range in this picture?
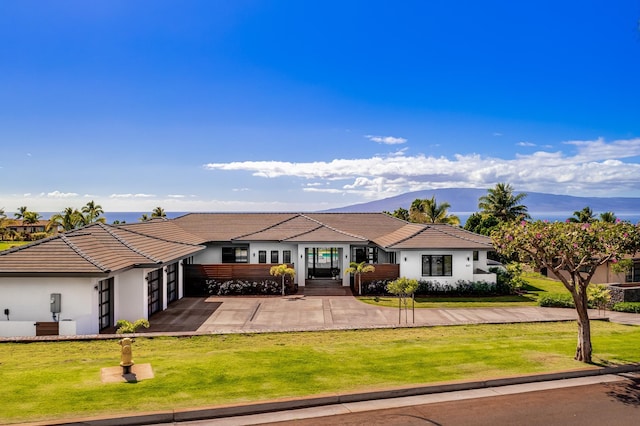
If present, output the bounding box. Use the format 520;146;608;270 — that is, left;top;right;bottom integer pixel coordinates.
323;188;640;221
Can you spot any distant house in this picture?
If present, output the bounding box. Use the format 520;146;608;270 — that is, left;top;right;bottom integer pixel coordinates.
3;220;52;238
0;213;495;337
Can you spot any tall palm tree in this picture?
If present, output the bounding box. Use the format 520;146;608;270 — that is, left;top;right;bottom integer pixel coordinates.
419;196;460;225
478;183;530;222
48;207;83;232
80;201;105;225
599;211;617;223
14;206;28;224
151;206;166;218
22;211;41;225
567;206;596;223
409;198;425;223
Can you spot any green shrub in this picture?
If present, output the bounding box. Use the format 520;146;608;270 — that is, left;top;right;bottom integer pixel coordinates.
539;293;575;308
612;302;640;313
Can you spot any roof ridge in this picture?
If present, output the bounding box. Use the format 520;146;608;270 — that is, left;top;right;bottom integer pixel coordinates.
298;214;369;241
97;223;163;263
123;221;206;247
60;234;110;272
232;214;301;240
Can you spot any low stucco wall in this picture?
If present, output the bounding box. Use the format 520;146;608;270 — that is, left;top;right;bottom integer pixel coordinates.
0;320;77;337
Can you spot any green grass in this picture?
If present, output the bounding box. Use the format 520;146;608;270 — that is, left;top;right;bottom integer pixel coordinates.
1;321;639;424
0;241;29;252
359;271;570;308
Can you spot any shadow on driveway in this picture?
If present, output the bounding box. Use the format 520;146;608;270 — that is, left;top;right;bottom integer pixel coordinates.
145;297;222;332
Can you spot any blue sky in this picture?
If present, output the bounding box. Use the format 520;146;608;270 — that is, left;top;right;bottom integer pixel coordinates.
1;1;640;213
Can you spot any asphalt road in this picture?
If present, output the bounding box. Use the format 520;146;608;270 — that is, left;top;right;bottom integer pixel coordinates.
265;377;640;426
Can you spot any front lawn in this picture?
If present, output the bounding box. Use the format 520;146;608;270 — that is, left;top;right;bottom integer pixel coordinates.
0;241;29;252
1;321;639;424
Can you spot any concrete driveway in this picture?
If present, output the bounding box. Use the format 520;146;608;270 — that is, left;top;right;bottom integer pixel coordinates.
193;295;620;334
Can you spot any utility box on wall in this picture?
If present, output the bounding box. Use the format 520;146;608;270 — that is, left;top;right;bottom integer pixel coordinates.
50;293;61;314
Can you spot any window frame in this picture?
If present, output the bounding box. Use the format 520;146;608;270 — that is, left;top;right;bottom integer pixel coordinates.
421;254;453;277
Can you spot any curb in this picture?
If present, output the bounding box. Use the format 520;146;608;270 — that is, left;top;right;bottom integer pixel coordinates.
24;363;640;426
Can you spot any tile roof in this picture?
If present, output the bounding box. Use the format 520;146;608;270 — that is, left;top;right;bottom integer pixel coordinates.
0;222;205;276
0;213;494;275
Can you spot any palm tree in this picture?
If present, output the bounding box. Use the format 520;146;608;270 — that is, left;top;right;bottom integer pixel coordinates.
599;211;617;223
478;183;530;222
419;196;460;225
409;198;425;223
567;206;596;223
80;200;105;225
14;206;28;224
345;261;376;295
22;211;41;225
151;206;166;218
48;207;83;232
139;214;150;222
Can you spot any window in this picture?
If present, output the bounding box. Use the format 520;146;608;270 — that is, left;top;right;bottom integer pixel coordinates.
283;250;291;264
388;252;397;264
98;277;114;331
473;251;479;261
271;250;279;263
422;255;453;277
626;260;640;283
258;250;267;263
166;263;178;303
222;247;248;263
147;269;163;316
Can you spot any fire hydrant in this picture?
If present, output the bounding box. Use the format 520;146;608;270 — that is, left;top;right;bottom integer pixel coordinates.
119;337;134;374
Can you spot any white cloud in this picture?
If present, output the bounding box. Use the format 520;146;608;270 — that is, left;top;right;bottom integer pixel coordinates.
517;141;536;147
109;193;156;199
232;188;250;192
47;191;79;198
364;135;407;145
204;137;640;198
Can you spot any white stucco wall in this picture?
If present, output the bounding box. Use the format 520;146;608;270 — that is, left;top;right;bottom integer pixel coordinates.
0;276;97;335
399;249;491;285
193;244;223;264
115;268;148;322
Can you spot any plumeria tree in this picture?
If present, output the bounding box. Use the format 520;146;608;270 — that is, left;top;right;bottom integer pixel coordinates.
269;263;296;296
493;220;640;362
345;261;375;295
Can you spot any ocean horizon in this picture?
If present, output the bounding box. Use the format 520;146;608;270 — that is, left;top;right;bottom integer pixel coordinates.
27;211;640;226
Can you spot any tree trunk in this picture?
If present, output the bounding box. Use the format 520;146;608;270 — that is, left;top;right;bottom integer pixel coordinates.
571;288;592;363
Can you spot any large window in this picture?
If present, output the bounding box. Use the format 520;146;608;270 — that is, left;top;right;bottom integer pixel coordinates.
422;255;453;277
98;277;114;331
222;247;248;263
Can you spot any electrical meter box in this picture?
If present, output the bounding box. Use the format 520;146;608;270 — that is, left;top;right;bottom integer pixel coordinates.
50;293;61;314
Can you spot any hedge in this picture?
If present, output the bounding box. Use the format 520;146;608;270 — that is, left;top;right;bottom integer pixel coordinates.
538;293;575;308
612;302;640;314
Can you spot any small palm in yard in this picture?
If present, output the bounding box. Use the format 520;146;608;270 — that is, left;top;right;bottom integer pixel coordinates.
345;261;375;295
270;264;295;296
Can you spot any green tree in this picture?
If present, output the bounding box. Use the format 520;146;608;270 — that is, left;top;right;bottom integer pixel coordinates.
269;264;296;296
408;197;459;224
345;261;375;295
81;200;105;225
386;277;419;324
492;220;640;362
0;208;6;240
463;212;500;236
48;207;83;232
567;206;596;223
383;207;410;221
14;206;28;224
139;214;150;222
151;206;166;218
599;211;617;223
22;211;41;225
478;183;529;222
